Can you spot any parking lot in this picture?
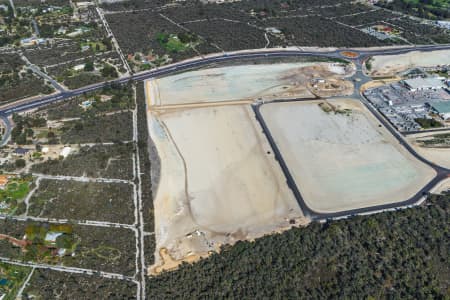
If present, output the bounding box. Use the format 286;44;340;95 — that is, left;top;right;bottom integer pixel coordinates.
364;81;450;131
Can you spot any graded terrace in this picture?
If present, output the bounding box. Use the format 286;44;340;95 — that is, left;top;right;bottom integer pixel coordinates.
148;104;305;274
145;58;356;272
259;99;436;213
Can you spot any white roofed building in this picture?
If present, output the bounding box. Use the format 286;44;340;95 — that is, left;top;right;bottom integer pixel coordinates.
403;78;446;92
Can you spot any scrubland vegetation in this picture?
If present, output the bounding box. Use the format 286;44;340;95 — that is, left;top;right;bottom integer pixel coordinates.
24;269;136;300
31;143;134;180
147;192;450;299
102;0;450;69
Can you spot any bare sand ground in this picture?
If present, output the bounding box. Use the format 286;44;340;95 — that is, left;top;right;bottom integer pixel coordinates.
369;50;450;77
260;99;436;213
147;62;353;106
360;77;402;92
308;78;354;98
148;104;306;274
429;178;450;194
406;131;450;169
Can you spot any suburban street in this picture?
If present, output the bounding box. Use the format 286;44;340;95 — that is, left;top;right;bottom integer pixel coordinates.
0;256;138;282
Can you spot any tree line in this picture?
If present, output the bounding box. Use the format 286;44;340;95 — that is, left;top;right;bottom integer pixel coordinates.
147;192;450;299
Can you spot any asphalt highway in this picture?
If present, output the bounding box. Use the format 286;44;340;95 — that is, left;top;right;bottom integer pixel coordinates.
2;44;450;116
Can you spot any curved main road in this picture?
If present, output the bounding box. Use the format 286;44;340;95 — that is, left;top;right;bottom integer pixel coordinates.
1;44;450;117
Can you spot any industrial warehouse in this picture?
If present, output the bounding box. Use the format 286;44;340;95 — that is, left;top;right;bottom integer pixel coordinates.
364;76;450;132
431;101;450;120
403;77;447;92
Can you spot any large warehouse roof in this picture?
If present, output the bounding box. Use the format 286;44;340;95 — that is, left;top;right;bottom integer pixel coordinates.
404;77;446;90
432;101;450;114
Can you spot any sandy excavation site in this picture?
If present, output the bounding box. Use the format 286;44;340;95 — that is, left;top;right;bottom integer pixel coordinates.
260;99;436;213
146;61;354;107
145;61;436;273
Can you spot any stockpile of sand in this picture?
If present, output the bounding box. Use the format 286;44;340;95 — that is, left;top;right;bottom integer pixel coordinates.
148;62;353;106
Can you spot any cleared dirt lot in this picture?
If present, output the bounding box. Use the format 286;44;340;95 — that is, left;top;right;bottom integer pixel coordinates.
147;62;353;107
368;50;450;77
406;131;450;169
260;99;436;213
148;104;305;273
